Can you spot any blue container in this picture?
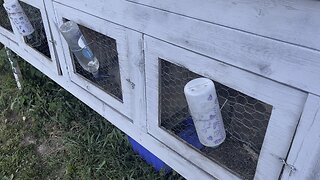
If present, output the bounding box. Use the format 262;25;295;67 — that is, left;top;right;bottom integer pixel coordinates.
128;117;203;174
128;136;172;174
177;117;204;150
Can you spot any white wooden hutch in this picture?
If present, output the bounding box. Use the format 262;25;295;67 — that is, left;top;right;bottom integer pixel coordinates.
0;0;319;179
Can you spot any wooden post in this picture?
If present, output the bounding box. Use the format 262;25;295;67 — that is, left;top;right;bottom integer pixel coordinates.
5;47;22;90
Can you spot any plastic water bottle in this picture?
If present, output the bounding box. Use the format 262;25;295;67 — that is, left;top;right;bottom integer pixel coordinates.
59;21;99;76
184;78;226;147
3;0;35;36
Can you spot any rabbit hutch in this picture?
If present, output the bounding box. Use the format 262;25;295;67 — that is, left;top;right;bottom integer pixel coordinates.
1;0;320;179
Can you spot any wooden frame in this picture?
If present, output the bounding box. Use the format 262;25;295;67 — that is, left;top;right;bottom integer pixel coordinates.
52;0;320;97
53;3;145;122
145;36;307;179
10;0;61;75
0;11;17;44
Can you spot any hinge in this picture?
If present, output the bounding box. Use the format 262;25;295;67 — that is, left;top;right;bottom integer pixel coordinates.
279;157;296;176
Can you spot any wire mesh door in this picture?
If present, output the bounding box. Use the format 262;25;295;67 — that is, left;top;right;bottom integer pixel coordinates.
0;0;13;32
55;4;144;120
19;1;51;59
70;24;123;101
159;59;272;179
146;37;306;180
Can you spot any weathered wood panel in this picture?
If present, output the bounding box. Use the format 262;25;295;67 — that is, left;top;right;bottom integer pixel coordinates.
145;36;307;179
53;0;320;97
282;94;320;180
128;0;320;50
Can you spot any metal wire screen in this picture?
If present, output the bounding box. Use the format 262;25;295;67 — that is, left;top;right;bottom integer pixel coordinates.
20;2;51;59
159;59;273;179
0;0;13;32
71;24;123;101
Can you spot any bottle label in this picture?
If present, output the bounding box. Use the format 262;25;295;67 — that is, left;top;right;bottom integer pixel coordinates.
78;36;94;59
78;36;86;48
82;48;94;60
192;94;226;147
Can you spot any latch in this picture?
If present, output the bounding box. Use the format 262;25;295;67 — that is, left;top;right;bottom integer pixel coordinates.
279;157;297;176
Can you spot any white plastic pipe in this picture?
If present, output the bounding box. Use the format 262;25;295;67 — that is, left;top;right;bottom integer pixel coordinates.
184;78;226;147
3;0;34;36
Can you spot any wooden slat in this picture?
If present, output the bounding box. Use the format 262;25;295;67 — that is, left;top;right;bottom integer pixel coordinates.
128;0;320;50
282;94;320;180
42;0;62;75
52;0;320;97
0;27;17;45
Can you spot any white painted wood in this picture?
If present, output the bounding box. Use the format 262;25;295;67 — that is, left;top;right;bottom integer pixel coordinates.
42;0;62;75
145;36;307;179
0;33;19;53
128;34;147;132
282;94;320;180
127;0;320;50
52;0;320;97
20;0;42;8
42;0;69;76
0;27;17;44
13;0;61;75
53;4;146;124
1;1;319;179
0;34;213;180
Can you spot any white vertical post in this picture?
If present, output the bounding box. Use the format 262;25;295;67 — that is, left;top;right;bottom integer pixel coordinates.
5;47;22;90
281;94;320;180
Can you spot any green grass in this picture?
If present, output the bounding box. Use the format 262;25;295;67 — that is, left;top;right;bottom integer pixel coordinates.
0;49;183;180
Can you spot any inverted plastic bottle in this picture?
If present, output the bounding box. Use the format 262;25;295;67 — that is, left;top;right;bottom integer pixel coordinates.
3;0;34;36
59;21;99;76
184;78;226;147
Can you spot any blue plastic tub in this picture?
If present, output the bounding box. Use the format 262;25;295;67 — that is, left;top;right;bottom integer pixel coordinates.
128;136;172;173
128;117;203;174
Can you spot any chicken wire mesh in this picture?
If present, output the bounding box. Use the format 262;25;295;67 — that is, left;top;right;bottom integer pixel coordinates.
159;59;273;180
0;0;13;32
20;2;51;59
71;24;123;101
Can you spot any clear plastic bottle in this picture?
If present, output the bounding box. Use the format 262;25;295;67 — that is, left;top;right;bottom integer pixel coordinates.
59;21;99;76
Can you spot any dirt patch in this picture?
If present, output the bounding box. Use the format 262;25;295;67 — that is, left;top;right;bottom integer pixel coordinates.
37;128;65;157
20;135;36;147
